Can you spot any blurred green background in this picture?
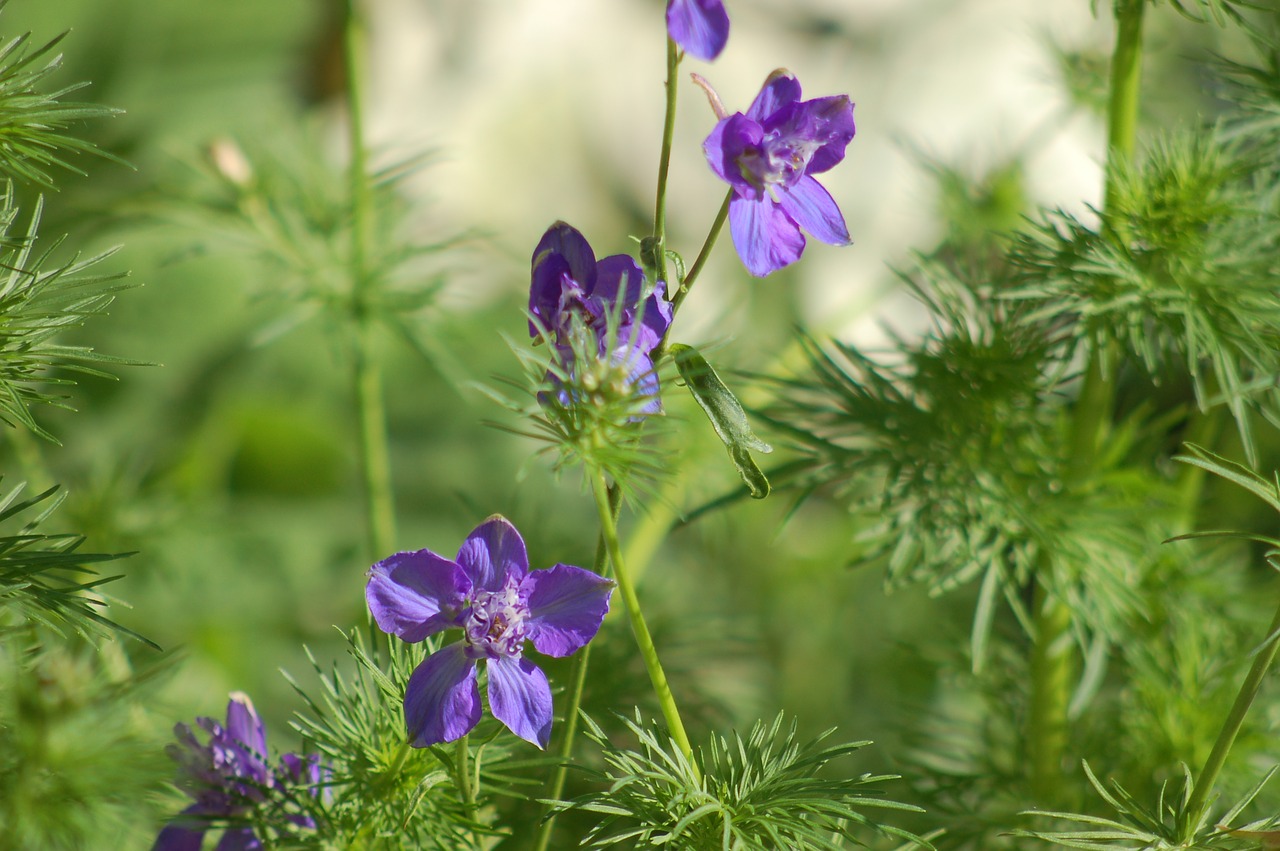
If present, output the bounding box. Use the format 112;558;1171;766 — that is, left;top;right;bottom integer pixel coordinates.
2;0;1265;846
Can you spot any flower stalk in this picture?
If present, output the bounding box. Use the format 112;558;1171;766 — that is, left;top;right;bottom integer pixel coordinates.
651;37;681;290
590;467;700;779
530;483;621;851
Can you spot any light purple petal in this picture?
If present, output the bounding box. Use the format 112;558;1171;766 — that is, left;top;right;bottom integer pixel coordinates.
666;0;729;62
794;96;856;174
746;70;802;123
404;643;481;747
703;113;764;198
777;175;851;246
487;655;553;749
456;516;529;590
633;280;673;353
728;195;805;277
523;564;614;658
224;693;268;777
366;550;470;643
214;828;263;851
532;222;597;295
152;807;207;851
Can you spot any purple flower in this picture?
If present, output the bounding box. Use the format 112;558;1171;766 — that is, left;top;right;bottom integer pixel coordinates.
702;69;856;277
530;221;671;416
154;693;321;851
366;515;614;749
667;0;729;62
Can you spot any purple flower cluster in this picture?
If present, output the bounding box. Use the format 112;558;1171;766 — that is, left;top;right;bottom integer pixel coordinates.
154;693;322;851
530;222;672;416
703;70;856;277
366;515;613;749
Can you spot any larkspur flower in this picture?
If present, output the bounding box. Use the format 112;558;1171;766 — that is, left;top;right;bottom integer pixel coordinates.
154;692;321;851
530;221;671;416
701;69;856;277
366;515;614;749
666;0;729;62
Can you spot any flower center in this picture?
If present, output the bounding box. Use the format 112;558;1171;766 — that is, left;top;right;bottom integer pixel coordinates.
465;579;529;659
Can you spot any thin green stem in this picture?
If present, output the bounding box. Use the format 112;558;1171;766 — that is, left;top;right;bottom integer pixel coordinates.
456;733;476;821
651;37;681;289
1102;0;1146;221
653;188;732;362
590;468;700;780
343;0;396;560
1181;593;1280;839
530;484;621;851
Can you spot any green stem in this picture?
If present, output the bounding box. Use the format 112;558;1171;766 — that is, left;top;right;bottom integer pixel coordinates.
652;188;732;362
651;37;680;289
1102;0;1146;221
1181;593;1280;839
590;468;700;780
1028;581;1073;803
530;484;621;851
456;733;477;821
343;0;396;560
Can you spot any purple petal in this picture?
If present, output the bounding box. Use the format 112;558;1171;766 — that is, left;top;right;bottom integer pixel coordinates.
590;255;645;310
487;655;553;749
666;0;729;62
523;565;614;657
366;550;470;643
704;114;764;197
456;516;529;590
214;828;263;851
634;280;673;353
746;70;802;123
728;195;805;277
224;693;268;774
532;222;597;295
777;175;850;246
152;807;207;851
529;252;572;338
796;96;855;174
404;643;481;747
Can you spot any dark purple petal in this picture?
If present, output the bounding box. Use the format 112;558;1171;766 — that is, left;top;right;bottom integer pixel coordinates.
366;550;470;643
456;516;529;590
532;222;597;295
487;655;553;749
529;252;573;338
777;176;851;246
213;828;263;851
152;807;207;851
704;113;764;197
728;195;805;277
746;70;802;123
224;693;269;780
590;255;645;309
404;643;481;747
666;0;729;62
523;564;614;657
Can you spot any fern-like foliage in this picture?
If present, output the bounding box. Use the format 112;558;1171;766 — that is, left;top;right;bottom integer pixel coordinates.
1017;763;1278;850
0;15;123;189
0;189;133;440
0;480;147;645
555;711;930;850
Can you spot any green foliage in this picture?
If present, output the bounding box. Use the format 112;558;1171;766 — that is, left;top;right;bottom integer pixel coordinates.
1017;763;1277;850
0;480;147;645
0;20;124;189
0;189;133;440
1007;131;1280;462
557;711;929;850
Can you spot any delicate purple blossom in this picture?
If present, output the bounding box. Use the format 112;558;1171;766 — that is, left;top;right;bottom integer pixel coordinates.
530;221;672;416
366;515;614;749
666;0;729;62
701;69;856;277
153;693;321;851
